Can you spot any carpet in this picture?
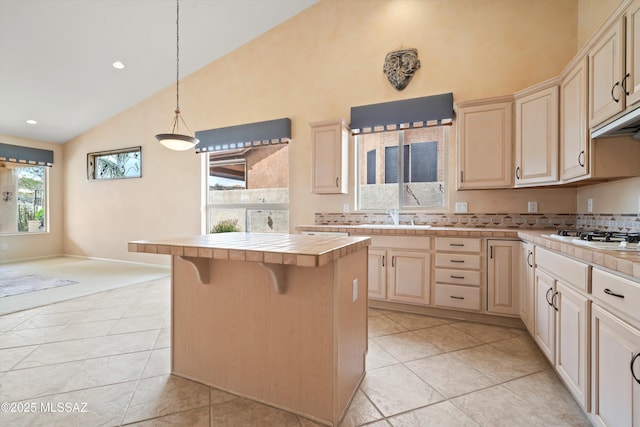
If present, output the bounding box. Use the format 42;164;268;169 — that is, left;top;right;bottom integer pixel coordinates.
0;271;78;297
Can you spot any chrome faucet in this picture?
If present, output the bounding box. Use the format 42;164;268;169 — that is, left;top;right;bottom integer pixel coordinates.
386;209;400;226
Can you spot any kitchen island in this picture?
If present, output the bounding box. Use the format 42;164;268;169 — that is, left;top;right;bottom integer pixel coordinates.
128;232;370;426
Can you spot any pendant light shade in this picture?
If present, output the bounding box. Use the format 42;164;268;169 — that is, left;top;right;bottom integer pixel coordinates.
155;0;199;151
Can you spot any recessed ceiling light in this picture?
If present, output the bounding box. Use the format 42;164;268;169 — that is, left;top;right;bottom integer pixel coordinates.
112;61;125;69
26;119;37;125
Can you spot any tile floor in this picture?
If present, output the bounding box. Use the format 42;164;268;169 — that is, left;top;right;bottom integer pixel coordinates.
0;276;592;426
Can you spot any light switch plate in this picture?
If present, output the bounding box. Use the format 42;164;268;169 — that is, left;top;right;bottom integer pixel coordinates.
455;202;468;213
352;279;358;302
528;201;538;213
587;198;593;213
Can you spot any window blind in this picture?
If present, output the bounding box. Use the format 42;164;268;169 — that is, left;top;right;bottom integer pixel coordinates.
350;93;454;134
0;142;54;166
195;118;291;153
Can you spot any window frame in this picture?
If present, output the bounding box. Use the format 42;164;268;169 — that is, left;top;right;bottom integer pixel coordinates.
355;126;449;212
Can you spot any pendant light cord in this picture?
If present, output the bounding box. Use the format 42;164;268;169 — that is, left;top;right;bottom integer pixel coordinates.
175;0;180;114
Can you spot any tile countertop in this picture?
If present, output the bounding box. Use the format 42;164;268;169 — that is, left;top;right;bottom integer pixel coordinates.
295;225;640;281
128;232;371;268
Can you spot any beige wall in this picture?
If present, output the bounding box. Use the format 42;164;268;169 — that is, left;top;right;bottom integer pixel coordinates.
54;0;636;264
578;0;623;49
0;134;64;261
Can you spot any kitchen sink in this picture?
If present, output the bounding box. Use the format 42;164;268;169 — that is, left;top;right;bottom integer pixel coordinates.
355;224;433;230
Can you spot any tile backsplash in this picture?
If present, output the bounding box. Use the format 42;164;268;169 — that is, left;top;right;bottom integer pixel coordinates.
314;212;640;232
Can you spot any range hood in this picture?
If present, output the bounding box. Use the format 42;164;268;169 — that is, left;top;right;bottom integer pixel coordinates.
591;106;640;139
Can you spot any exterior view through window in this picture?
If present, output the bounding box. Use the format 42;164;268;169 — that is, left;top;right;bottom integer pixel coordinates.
357;126;448;210
205;145;289;233
0;164;47;233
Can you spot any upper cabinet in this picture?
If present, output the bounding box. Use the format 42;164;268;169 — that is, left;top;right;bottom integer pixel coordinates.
560;57;589;181
590;0;640;129
456;96;513;189
310;119;349;194
514;82;559;186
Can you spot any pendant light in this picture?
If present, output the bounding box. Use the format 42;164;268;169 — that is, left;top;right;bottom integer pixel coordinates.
155;0;199;151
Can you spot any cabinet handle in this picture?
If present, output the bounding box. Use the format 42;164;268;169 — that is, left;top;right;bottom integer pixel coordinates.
622;73;631;96
450;243;465;247
460;171;464;182
612;81;621;102
450;259;465;263
490;246;493;259
392;256;395;267
450;275;465;279
545;287;554;306
336;177;339;187
382;255;385;267
527;251;533;268
515;166;521;180
604;288;625;299
632;353;640;385
551;291;559;312
450;295;465;300
578;150;585;167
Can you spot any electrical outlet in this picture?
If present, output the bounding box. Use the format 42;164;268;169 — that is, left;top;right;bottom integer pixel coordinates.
343;203;350;213
587;198;593;213
455;202;468;213
1;243;7;251
527;201;538;213
352;279;358;302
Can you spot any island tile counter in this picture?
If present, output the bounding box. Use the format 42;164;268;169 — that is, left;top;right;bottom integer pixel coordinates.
129;232;371;426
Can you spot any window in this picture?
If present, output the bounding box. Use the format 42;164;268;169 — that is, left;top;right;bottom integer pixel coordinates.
87;146;141;180
205;145;289;233
0;164;47;233
356;126;448;210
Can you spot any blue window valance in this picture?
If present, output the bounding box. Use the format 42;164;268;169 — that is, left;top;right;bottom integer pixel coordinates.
195;118;291;153
350;93;454;134
0;142;54;166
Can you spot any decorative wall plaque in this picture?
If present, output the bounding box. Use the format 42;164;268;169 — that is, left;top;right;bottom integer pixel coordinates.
383;48;421;91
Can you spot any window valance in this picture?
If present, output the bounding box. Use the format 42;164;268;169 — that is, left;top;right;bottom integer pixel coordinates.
350;93;454;134
0;142;54;166
195;118;291;153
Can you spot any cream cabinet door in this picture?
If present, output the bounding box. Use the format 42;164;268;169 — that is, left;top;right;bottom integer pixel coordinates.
486;240;520;316
310;119;349;194
457;98;513;189
626;0;640;107
514;85;559;186
519;242;535;334
387;250;431;305
591;304;640;427
367;248;387;300
560;57;589;181
534;268;556;364
589;18;625;128
555;281;590;411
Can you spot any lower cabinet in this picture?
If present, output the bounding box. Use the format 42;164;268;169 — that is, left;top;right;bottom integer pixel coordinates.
555;281;590;411
486;239;520;316
533;247;591;410
590;303;640;427
367;248;387;300
519;242;535;334
366;236;431;305
387;250;431;305
534;267;556;363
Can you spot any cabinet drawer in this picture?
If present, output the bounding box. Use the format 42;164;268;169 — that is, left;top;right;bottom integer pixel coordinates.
435;253;481;270
435;237;481;253
435;284;481;311
536;247;590;292
435;268;481;286
592;268;640;325
369;236;431;250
